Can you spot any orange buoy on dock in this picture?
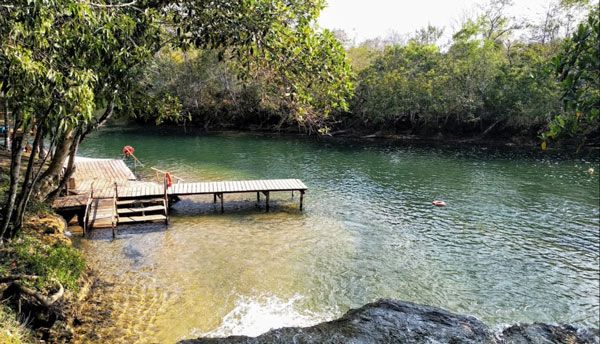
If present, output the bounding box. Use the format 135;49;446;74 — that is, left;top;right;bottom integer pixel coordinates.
432;200;446;207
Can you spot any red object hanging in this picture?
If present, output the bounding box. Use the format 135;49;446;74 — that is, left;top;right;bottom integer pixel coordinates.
123;145;135;156
165;172;173;187
432;200;447;207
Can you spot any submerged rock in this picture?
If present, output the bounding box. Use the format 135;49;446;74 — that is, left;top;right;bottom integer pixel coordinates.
181;299;599;344
501;323;599;343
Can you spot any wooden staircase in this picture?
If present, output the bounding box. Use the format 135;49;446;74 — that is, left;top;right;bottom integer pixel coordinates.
116;198;169;225
87;198;117;230
83;181;170;238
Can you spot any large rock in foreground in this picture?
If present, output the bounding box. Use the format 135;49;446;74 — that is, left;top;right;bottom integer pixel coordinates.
180;299;599;344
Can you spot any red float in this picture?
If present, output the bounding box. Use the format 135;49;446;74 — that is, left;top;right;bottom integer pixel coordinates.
123;145;135;156
432;200;446;207
165;172;173;187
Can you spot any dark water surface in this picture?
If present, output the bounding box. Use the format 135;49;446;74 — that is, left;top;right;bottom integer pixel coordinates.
75;128;600;343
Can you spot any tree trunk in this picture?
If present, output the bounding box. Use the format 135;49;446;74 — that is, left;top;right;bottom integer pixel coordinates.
46;132;80;200
32;129;76;201
3;95;8;149
12;124;44;233
80;95;115;142
0;117;31;241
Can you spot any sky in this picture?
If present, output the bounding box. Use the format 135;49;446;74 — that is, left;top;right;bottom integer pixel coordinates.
319;0;557;43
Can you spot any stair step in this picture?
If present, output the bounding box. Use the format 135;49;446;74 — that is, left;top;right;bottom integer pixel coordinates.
118;214;167;224
89;217;115;229
117;205;166;215
116;198;164;206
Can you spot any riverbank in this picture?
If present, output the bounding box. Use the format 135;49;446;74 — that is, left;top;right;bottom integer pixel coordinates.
184;299;600;343
0;210;93;342
124;121;600;152
0;151;95;342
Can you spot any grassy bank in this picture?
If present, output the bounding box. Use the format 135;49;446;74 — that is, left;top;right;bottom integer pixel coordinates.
0;154;89;342
0;305;33;344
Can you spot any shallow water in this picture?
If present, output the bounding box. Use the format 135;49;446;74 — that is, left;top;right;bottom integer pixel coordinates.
74;128;600;343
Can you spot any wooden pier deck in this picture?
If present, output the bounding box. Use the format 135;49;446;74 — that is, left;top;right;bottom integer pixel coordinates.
52;157;307;235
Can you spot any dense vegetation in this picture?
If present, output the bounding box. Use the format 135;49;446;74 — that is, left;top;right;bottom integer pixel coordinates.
0;0;352;240
0;1;352;337
348;0;598;144
133;0;599;146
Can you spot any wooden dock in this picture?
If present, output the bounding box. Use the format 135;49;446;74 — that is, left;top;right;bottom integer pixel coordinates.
52;157;307;236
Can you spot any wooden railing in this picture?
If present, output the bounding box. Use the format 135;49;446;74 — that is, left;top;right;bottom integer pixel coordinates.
151;167;185;184
112;182;118;238
82;182;94;238
163;174;170;225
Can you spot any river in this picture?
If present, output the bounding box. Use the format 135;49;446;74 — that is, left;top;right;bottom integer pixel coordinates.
74;128;600;343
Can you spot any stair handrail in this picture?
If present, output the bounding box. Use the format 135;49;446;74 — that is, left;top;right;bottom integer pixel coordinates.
163;174;169;225
151;167;185;183
112;182;118;238
82;181;94;237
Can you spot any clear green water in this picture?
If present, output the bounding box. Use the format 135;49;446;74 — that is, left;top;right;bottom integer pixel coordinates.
75;128;599;343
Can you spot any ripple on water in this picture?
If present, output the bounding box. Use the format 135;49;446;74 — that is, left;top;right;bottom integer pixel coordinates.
75;131;600;342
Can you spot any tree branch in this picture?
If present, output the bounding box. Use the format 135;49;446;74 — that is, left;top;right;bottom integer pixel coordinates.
84;0;137;8
13;280;64;308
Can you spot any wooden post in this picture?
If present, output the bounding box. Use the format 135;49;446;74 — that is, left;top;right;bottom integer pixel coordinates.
299;190;304;211
220;193;224;213
82;211;87;238
163;175;169;226
265;191;270;212
256;192;260;204
112;182;118;239
213;193;217;203
291;191;294;199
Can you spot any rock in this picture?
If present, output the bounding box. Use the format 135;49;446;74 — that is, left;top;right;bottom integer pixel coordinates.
501;323;599;344
362;131;383;138
180;299;494;344
181;299;599;344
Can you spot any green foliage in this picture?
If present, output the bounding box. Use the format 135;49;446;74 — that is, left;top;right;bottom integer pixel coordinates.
164;0;354;131
346;43;383;73
134;31;354;131
0;0;356;237
542;7;599;144
352;42;446;128
132;48;286;128
4;235;86;291
347;1;593;139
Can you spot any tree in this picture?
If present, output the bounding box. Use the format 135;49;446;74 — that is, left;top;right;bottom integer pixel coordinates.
0;0;354;240
0;1;163;240
542;7;599;147
411;25;444;46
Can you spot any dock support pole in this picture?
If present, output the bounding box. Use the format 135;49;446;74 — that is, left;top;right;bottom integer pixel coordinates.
213;193;217;203
299;190;304;211
265;192;270;212
220;193;224;214
256;192;260;204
